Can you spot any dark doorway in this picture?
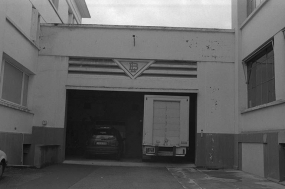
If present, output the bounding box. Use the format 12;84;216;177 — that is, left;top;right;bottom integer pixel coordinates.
65;89;196;162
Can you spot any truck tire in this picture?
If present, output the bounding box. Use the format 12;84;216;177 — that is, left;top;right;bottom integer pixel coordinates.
0;161;4;179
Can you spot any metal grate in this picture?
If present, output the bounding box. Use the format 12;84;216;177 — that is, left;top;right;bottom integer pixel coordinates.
68;58;127;76
158;147;173;152
140;60;197;78
68;58;197;78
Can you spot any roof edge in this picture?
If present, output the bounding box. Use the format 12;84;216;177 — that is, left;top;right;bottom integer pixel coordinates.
41;23;235;33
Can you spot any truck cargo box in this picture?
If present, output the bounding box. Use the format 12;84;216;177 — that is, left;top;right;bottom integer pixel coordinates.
142;95;189;159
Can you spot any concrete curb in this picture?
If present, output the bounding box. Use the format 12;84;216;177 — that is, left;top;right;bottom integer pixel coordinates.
63;159;195;168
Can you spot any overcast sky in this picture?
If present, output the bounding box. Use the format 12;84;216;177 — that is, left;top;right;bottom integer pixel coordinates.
82;0;232;29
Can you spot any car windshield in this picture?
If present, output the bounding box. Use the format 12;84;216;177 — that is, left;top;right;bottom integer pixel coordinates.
92;129;117;140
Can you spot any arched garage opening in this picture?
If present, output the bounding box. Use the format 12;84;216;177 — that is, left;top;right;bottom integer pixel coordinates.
64;89;196;163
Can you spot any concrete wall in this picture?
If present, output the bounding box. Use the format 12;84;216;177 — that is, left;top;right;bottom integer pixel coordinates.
238;132;284;181
38;25;235;133
0;0;39;139
239;0;285;132
0;0;70;135
29;0;68;24
39;25;234;62
0;0;82;165
32;56;68;128
232;0;285;181
196;133;234;169
241;0;285;58
242;143;264;177
6;0;34;36
197;61;235;134
241;102;285;132
0;106;34;133
37;25;236;167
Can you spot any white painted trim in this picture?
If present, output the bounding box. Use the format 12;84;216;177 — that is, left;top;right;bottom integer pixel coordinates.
240;129;285;134
2;53;35;75
241;99;285;114
0;99;33;114
66;85;198;93
242;39;273;62
41;23;235;33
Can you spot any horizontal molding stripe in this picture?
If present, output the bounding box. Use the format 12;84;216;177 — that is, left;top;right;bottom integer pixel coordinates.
68;58;197;78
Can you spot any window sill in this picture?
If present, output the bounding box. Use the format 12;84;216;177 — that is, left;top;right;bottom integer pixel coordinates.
240;0;269;30
0;99;33;114
241;99;285;114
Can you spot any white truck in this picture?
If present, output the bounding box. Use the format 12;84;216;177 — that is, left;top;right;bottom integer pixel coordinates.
142;95;189;160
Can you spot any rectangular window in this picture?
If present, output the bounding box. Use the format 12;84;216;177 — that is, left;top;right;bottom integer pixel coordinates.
246;43;275;108
247;0;265;16
1;59;29;107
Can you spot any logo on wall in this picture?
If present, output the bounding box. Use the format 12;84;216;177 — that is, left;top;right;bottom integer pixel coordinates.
114;59;154;79
129;62;138;73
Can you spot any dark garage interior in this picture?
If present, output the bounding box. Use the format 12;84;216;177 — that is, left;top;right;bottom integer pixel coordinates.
65;89;197;162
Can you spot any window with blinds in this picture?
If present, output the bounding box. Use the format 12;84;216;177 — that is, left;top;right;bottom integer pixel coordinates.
246;43;275;108
1;59;29;107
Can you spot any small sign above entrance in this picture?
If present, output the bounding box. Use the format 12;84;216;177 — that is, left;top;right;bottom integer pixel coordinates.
114;59;154;79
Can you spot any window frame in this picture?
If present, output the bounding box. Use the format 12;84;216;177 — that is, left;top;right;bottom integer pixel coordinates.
245;41;275;108
247;0;265;16
0;57;30;108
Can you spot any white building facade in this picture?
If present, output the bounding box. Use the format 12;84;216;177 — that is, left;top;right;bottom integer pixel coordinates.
0;0;284;183
0;0;90;166
232;0;285;182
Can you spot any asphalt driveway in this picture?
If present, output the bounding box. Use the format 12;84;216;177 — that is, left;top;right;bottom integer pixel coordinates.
0;162;284;189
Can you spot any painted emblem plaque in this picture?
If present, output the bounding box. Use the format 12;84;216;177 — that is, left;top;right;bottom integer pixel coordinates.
114;59;154;79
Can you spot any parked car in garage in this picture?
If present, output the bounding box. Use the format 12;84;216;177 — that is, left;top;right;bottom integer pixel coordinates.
85;127;124;160
0;150;7;179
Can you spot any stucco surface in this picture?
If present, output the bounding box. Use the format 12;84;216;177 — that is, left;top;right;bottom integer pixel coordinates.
241;102;285;132
40;25;235;63
30;0;64;23
197;62;235;134
4;21;38;73
0;105;33;133
238;0;285;133
6;0;33;36
37;25;236;135
32;56;68;128
241;0;285;58
242;143;264;177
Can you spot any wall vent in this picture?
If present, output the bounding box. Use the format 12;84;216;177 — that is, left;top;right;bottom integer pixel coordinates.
141;60;197;78
68;58;126;77
69;58;197;79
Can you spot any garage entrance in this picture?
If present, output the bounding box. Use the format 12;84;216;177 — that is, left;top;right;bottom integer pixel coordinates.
64;89;196;162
